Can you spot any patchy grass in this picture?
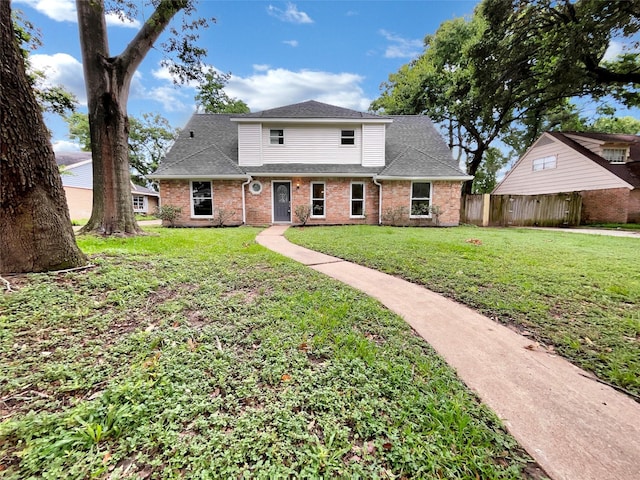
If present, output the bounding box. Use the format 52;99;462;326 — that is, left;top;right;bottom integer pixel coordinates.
0;228;542;479
286;226;640;397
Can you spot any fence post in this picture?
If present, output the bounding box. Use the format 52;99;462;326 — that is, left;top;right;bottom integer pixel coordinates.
482;194;491;227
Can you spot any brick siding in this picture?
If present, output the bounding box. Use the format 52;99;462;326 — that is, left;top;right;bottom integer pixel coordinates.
580;188;631;224
160;178;464;227
381;181;462;226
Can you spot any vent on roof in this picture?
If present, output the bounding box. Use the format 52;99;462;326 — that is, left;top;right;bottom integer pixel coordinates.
189;131;194;138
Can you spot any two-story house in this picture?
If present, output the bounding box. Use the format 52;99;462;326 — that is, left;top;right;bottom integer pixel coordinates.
151;100;471;227
493;132;640;224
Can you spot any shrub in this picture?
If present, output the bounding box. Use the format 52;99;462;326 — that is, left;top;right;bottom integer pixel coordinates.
294;204;311;226
155;205;182;227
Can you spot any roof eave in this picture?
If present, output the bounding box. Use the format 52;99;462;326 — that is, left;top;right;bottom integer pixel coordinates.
245;172;378;178
148;174;249;180
376;175;473;181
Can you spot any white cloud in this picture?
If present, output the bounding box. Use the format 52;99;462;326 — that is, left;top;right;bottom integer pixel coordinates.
226;68;371;112
267;3;313;24
15;0;76;22
52;140;81;152
30;53;87;105
379;29;423;59
253;64;271;72
15;0;140;28
603;41;624;61
283;40;299;47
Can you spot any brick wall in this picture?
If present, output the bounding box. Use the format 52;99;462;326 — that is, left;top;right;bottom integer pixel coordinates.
247;177;380;225
381;181;463;226
159;179;244;227
580;188;630;224
160;178;464;227
627;189;640;224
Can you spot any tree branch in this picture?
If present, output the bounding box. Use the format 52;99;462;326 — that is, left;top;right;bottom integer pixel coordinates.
118;0;188;78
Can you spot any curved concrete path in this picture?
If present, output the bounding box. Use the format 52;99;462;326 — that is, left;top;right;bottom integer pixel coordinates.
257;225;640;480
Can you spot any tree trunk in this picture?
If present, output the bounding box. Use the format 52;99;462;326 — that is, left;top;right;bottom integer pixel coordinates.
75;0;188;235
76;0;141;235
0;0;87;274
463;146;487;195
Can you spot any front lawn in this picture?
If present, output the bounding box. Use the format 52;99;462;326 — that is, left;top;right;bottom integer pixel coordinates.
0;228;540;479
286;226;640;396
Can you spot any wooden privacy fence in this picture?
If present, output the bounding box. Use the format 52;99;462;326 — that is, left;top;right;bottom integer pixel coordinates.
461;193;582;227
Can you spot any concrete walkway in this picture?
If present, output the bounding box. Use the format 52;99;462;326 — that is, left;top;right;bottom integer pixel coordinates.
257;225;640;480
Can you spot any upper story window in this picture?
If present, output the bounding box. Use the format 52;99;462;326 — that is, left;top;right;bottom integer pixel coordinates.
341;129;355;145
532;155;557;171
603;148;626;163
191;181;213;217
270;129;284;145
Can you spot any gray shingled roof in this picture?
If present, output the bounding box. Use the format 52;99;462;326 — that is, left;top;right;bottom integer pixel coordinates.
152;102;469;179
239;100;382;119
153;114;245;178
55;151;92;167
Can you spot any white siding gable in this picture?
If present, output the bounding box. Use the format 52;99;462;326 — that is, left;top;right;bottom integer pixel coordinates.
60;161;93;189
238;123;263;166
361;124;385;167
494;134;631;194
261;124;362;165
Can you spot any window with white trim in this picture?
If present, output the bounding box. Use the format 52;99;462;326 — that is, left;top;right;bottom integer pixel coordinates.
191;181;213;217
311;182;325;217
341;129;355;145
603;148;626;163
270;129;284;145
532;155;557;171
132;195;145;211
410;182;431;217
350;182;365;217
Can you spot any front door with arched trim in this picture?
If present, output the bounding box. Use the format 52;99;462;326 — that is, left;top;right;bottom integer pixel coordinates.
273;181;291;222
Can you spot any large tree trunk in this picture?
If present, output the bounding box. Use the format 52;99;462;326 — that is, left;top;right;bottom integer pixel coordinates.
76;0;141;235
75;0;189;235
464;146;488;195
0;0;87;274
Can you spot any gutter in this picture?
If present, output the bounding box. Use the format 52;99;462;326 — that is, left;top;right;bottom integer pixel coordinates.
373;176;383;225
241;175;252;225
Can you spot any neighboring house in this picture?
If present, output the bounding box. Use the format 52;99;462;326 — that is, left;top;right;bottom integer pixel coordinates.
493;132;640;224
56;152;159;220
150;100;471;227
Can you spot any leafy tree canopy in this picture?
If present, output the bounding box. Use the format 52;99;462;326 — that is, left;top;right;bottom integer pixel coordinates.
65;112;177;188
195;68;250;113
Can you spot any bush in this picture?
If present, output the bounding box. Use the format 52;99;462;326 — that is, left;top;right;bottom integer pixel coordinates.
155;205;182;227
294;204;311;226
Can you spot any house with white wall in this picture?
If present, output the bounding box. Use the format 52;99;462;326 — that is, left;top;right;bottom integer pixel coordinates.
151;100;471;227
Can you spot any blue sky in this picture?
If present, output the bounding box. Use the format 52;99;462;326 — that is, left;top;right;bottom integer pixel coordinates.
15;0;479;151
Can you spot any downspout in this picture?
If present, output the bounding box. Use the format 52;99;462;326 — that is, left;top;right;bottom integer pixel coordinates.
373;176;382;225
241;175;252;225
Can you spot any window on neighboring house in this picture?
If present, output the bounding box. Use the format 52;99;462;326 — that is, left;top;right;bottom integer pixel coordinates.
603;148;626;163
270;129;284;145
341;129;355;145
132;195;145;211
311;182;325;217
532;155;557;171
350;182;365;217
410;182;431;217
191;181;213;217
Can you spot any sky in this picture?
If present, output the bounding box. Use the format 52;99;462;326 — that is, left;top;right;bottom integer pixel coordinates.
14;0;480;152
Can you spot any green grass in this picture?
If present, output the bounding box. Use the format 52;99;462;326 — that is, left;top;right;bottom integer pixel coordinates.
0;228;540;479
286;225;640;396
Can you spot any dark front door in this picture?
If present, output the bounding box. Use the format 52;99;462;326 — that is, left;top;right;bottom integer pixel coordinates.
273;181;291;222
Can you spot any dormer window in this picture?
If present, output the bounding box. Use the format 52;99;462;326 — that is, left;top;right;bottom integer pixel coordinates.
270;129;284;145
341;130;355;145
603;148;626;163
